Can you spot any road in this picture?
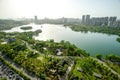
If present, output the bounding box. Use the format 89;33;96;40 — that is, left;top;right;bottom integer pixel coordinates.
21;41;120;79
0;54;37;80
25;40;120;79
93;58;120;78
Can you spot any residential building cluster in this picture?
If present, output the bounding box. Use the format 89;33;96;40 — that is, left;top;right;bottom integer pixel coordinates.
82;15;120;27
33;15;120;27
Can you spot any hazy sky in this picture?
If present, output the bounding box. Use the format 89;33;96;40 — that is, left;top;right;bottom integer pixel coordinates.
0;0;120;19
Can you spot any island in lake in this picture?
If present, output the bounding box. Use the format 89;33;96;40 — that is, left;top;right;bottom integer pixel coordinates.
20;26;32;30
34;29;42;35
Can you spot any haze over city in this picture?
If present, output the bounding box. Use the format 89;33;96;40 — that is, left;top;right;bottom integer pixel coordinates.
0;0;120;19
1;0;120;80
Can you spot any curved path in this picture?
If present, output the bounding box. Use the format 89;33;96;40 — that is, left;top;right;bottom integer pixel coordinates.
25;41;120;79
93;58;120;78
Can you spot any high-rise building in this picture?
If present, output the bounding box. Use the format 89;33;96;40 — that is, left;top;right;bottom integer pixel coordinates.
34;16;38;23
86;15;90;24
62;17;67;23
90;17;108;26
82;15;90;24
103;17;109;26
82;15;119;27
82;15;85;24
114;20;120;27
108;16;117;26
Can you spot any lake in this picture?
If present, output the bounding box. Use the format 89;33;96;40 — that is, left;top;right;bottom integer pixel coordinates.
4;23;120;56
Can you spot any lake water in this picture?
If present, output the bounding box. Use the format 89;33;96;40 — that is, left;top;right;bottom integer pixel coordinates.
4;23;120;56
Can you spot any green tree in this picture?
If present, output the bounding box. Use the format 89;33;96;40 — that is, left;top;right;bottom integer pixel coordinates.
96;54;102;59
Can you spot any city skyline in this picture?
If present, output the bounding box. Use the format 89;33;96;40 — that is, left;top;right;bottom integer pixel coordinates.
0;0;120;19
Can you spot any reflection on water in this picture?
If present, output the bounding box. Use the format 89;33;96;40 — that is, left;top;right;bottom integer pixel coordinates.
4;23;120;56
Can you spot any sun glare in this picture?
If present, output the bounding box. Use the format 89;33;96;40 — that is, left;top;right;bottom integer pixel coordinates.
13;0;70;18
